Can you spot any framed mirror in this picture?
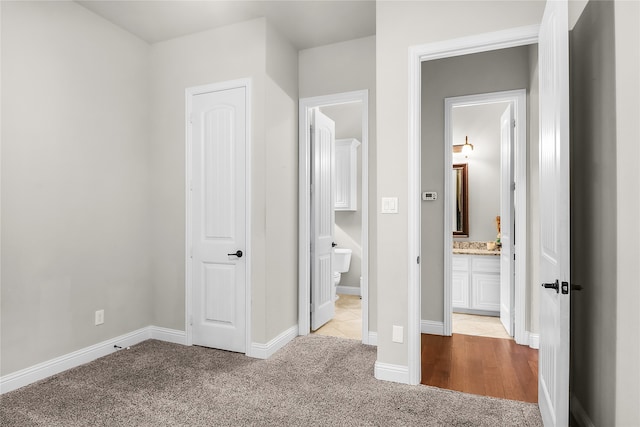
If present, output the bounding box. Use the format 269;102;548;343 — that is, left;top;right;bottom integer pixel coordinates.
452;163;469;237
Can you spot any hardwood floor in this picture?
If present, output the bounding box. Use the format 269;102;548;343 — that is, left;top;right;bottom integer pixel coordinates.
421;334;538;403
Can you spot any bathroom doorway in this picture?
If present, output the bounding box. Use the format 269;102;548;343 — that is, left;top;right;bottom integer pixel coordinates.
444;90;528;343
298;90;370;343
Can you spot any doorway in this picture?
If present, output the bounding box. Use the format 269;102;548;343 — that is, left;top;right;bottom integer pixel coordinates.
443;90;528;343
298;90;370;344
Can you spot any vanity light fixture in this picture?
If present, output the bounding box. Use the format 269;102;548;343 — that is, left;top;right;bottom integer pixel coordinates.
453;136;474;158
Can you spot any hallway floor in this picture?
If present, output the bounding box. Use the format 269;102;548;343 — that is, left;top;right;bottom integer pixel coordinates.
312;294;361;340
452;313;511;339
421;333;538;403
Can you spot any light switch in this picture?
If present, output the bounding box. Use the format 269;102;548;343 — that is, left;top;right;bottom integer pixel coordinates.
381;197;398;214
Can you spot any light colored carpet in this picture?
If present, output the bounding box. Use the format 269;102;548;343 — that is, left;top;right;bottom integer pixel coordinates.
0;336;542;426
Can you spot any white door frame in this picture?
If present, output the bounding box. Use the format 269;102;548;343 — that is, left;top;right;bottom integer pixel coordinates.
408;25;539;385
185;78;252;355
443;90;527;344
298;90;370;344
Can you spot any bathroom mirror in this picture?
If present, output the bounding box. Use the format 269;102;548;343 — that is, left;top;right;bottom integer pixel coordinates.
452;163;469;237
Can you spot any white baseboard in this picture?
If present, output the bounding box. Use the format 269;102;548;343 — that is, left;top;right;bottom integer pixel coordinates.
374;361;409;384
0;327;151;394
0;325;187;395
571;393;595;427
366;331;378;346
149;326;187;345
526;331;540;349
248;325;298;359
336;285;360;296
421;320;445;335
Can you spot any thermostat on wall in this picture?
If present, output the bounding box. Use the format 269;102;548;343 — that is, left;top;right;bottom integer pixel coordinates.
422;191;437;201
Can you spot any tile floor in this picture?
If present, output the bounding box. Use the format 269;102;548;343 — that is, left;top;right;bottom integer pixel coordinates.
452;313;512;340
312;294;362;340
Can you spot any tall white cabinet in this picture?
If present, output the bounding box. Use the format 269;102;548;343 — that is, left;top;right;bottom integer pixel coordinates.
334;138;360;211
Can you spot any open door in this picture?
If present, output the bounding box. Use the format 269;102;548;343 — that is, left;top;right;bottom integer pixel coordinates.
310;108;336;330
538;1;571;425
499;103;515;336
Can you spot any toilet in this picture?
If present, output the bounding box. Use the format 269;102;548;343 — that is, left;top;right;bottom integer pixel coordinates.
333;248;352;286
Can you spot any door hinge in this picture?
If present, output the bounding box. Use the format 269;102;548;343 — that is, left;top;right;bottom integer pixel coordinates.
189;315;193;326
512;119;516;128
417;256;420;264
189;246;193;259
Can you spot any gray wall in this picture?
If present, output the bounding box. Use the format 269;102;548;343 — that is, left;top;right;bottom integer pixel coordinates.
1;1;151;375
452;103;507;242
299;35;377;330
570;1;618;424
613;0;640;423
420;46;537;326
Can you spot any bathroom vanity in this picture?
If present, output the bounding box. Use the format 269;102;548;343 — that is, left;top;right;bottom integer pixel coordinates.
452;250;500;315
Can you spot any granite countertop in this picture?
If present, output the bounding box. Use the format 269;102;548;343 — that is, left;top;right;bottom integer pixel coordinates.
452;248;500;256
453;241;501;256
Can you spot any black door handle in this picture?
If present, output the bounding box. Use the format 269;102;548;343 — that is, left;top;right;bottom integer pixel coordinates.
542;279;559;293
227;250;243;258
332;242;337;247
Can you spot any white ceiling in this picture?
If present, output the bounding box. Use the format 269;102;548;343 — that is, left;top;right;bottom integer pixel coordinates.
76;1;376;50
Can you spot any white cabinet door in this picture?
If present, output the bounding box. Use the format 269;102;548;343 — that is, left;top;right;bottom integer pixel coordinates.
472;273;501;312
334;138;360;211
451;270;469;309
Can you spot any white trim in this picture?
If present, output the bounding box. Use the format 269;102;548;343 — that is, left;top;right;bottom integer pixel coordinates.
443;90;528;345
571;394;596;427
298;90;370;345
526;331;540;349
367;332;378;346
149;326;187;345
249;325;298;360
185;79;252;355
408;25;539;387
420;320;445;335
374;362;409;384
336;285;361;296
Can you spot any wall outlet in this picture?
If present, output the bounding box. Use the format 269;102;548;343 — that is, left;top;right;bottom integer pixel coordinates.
95;309;104;326
392;325;403;343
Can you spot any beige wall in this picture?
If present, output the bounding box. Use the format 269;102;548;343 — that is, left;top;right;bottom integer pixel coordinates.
299;36;377;331
420;46;537;329
452;103;507;243
149;18;267;335
1;1;151;375
376;0;545;366
263;23;299;342
614;0;640;424
149;18;299;345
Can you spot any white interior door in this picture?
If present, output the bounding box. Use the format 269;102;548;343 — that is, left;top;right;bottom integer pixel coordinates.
500;103;515;336
538;0;571;425
311;108;336;331
191;86;246;352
